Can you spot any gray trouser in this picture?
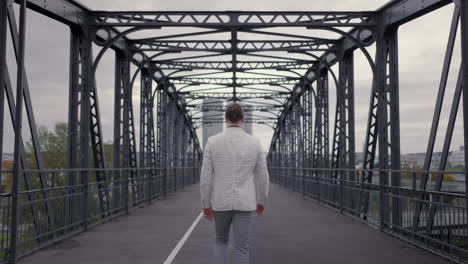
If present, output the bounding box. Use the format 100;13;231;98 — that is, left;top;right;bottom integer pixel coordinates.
213;210;256;264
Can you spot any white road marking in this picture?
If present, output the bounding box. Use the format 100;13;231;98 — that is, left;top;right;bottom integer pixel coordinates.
163;212;203;264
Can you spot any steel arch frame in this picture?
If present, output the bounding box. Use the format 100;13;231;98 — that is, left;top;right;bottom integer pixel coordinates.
0;0;467;263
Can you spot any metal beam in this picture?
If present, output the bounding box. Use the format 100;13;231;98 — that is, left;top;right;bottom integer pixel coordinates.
460;0;468;239
184;91;290;100
171;77;299;85
89;11;375;27
152;60;315;70
15;0;135;52
134;40;334;52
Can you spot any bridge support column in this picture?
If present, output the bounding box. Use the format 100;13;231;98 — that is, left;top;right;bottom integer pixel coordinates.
460;0;468;232
140;68;156;203
68;28;94;232
331;51;356;213
303;83;313;197
375;26;401;230
313;67;330;202
114;50;137;211
0;0;6;171
156;87;169;196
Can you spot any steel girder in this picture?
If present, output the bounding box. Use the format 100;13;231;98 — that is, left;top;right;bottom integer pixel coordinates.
412;6;460;231
172;77;299;86
166;96;175;193
134;40;335;52
69;28;91;229
461;0;468;237
312;68;330;180
156;89;168;196
9;2;27;260
375;26;401;229
6;2;56;242
152;61;314;71
330;52;356;212
68;28;110;231
301;85;314;195
69;29;110;220
194;117;276;125
358;25;402;227
155;88;197;193
89;11;375;28
139;68;157;203
188;105;280;112
184;92;290;100
113;50;138;210
14;0;137;51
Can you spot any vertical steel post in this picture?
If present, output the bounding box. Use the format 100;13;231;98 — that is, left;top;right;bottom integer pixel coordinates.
68;28;95;230
79;35;91;231
375;31;388;231
314;68;329;201
10;1;27;262
375;25;401;230
140;68;150;202
114;51;132;210
113;52;123;210
0;0;6;173
460;0;468;229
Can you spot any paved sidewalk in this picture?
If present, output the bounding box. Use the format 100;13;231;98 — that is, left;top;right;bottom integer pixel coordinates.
21;184;447;264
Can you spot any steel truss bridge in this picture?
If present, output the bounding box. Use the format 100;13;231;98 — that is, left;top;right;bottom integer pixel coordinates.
0;0;468;263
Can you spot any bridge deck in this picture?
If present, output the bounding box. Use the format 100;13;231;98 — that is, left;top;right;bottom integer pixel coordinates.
21;184;447;264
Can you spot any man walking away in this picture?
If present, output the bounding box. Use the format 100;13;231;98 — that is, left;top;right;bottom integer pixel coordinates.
200;102;270;264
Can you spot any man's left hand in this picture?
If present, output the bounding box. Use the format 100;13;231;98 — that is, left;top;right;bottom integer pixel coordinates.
203;208;213;221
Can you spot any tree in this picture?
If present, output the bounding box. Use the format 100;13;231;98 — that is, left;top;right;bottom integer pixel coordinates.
20;122;115;228
25;122;67;169
25;122;113;169
1;160;13;194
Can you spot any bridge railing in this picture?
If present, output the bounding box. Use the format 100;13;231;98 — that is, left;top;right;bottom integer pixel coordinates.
0;166;200;262
269;166;468;263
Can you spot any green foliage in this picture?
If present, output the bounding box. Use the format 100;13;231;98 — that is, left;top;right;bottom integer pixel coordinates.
25;122;68;169
24;122;114;169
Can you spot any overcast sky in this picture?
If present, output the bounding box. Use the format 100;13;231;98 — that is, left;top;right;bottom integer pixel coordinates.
3;0;464;157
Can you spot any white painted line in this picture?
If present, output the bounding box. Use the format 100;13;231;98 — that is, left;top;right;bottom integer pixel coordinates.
163;212;203;264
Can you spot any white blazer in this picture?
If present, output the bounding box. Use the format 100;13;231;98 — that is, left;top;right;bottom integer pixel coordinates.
200;126;269;211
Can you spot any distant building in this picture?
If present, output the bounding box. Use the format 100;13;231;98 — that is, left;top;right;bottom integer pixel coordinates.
402;152;442;169
355;152;365;167
240;102;253;135
2;153;13;161
202;99;223;148
449;146;465;168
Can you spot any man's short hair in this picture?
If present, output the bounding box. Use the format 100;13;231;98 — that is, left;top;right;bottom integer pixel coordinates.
225;102;244;123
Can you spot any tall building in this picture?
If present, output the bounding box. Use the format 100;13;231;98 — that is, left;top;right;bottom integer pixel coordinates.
240;102;253;135
202;99;223;148
449;146;465;168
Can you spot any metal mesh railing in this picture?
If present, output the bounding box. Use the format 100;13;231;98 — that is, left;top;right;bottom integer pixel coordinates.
0;166;200;262
269;166;468;263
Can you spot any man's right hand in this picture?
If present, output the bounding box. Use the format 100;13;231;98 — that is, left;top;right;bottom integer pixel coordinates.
256;204;265;216
203;208;213;221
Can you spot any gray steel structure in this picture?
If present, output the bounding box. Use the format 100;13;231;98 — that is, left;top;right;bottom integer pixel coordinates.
0;0;467;263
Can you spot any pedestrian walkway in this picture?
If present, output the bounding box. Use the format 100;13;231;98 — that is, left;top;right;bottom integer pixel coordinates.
21;184;447;264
